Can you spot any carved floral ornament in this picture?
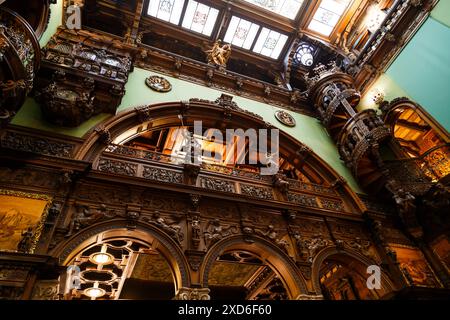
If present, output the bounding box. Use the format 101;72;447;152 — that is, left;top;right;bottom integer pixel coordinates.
145;75;172;93
274;110;296;127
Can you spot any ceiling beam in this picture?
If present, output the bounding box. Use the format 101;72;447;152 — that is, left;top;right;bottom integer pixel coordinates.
396;119;430;132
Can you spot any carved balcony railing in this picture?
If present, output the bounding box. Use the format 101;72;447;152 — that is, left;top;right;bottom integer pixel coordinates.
384;144;450;196
99;144;348;213
338;109;391;175
0;8;41;126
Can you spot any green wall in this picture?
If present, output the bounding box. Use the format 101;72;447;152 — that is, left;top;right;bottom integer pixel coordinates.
39;0;63;47
431;0;450;27
361;0;450;132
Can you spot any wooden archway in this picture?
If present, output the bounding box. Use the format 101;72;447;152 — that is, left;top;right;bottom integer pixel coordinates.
200;235;309;299
311;246;397;299
75;99;364;213
51;220;192;292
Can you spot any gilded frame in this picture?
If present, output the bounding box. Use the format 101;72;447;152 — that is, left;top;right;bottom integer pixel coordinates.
0;189;52;254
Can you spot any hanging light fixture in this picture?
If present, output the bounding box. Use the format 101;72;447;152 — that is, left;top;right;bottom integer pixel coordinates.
89;244;114;265
83;281;106;299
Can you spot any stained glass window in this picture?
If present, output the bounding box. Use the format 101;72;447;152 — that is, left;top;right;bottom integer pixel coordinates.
308;0;351;36
253;28;288;59
182;1;219;36
242;0;304;20
223;16;260;50
147;0;185;25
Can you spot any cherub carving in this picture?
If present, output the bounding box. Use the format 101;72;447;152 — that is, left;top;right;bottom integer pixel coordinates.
205;40;231;67
145;211;184;244
204;218;237;247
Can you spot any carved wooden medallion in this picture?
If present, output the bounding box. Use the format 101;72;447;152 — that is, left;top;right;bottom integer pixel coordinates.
145;76;172;92
275;110;296;127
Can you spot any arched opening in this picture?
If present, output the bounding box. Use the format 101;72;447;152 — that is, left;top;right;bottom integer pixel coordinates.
201;236;308;300
110;124;316;183
312;248;395;300
57;226;189;300
319;254;379;300
384;98;450;182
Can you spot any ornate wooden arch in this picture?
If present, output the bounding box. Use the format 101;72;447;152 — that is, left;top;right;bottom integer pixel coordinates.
310;246;397;298
75;99;364;213
51;219;192;291
200;235;310;299
383;97;449;144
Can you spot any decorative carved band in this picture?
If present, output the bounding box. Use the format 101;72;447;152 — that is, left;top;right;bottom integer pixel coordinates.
199;177;235;193
287;192;319;208
1;131;75;158
240;184;274;200
143;166;183;184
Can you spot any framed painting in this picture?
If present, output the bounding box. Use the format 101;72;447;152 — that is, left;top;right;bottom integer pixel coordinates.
0;189;52;254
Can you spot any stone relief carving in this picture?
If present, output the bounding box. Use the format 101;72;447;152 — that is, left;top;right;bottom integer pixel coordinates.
274;110;296;127
31;280;60;300
145;75;172;92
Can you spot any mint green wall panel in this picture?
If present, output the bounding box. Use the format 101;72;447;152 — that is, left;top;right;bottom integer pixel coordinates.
386;17;450;131
432;0;450;27
39;0;63;47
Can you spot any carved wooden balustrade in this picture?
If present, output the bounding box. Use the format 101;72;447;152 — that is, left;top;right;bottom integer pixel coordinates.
0;7;41;127
384;144;450;196
338;109;391;177
98;143;349;214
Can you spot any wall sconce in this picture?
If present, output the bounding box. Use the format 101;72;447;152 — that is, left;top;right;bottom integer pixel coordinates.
371;88;385;105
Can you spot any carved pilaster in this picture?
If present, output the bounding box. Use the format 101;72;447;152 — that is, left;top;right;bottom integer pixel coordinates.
174;287;210;300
